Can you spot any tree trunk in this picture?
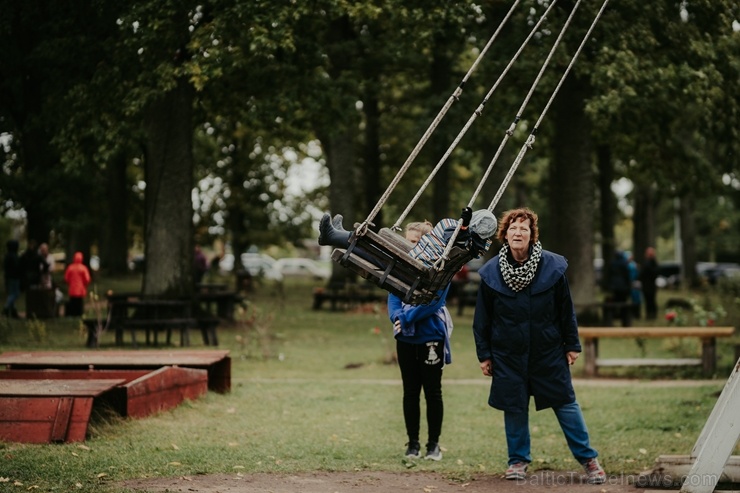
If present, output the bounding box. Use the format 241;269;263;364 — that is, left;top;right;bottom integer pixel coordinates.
363;72;383;228
632;183;656;266
99;151;130;274
19;129;56;245
430;35;454;221
597;145;616;269
323;129;358;286
549;74;595;307
679;194;698;288
142;78;195;297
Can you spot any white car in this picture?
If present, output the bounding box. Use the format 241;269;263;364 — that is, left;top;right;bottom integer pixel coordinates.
240;253;283;281
273;258;331;280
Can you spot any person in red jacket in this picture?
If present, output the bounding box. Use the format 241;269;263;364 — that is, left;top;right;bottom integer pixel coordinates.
64;252;91;317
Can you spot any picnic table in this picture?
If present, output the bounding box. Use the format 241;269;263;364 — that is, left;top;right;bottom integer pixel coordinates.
84;292;223;347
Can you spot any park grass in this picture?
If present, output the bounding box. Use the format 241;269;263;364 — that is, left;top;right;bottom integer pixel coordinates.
0;274;738;492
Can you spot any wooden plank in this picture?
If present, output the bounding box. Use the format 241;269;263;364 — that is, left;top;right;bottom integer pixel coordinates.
0;350;231;393
596;358;702;367
0;378;126;396
639;455;740;487
0;395;96;443
123;366;208;418
0;369;151;382
579;326;735;338
51;397;74;442
0;350;230;367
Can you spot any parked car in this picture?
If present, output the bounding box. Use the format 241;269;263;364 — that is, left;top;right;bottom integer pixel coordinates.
240;253;283;281
219;252;283;281
273;258;331;280
656;261;681;288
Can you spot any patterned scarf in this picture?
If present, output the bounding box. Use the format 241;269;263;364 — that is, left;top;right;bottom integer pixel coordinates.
499;241;542;292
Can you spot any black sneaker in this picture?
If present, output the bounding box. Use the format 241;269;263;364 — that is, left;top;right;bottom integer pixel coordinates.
405;441;421;459
425;442;442;461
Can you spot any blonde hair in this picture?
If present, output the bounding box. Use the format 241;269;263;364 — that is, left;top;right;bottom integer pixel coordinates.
405;220;433;236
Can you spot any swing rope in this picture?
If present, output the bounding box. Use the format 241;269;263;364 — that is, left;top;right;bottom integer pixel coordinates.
356;0;523;236
330;0;612;305
391;0;561;231
489;0;612;211
433;0;586;270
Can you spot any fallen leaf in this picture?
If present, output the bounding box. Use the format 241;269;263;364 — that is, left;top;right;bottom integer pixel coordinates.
96;473;107;478
168;462;181;466
75;483;82;488
14;481;23;486
232;466;245;469
456;459;464;465
77;445;91;451
0;478;8;483
27;486;39;490
639;448;647;455
71;453;79;457
171;444;180;450
226;407;236;414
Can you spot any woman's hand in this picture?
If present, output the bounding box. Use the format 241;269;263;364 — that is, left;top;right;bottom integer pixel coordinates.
566;351;579;366
480;358;492;377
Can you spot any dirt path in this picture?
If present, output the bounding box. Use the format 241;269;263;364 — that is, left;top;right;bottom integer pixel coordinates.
121;470;647;493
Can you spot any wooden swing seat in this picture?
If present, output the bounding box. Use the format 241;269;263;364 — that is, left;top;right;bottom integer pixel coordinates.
330;227;473;305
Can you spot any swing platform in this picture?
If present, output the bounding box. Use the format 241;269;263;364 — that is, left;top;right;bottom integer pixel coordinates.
331;227;473;305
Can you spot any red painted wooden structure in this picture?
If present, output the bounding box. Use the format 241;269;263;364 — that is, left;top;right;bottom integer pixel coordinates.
0;378;125;443
0;350;231;444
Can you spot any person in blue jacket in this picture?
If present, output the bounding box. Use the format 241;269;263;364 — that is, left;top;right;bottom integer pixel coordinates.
388;222;453;461
472;207;606;484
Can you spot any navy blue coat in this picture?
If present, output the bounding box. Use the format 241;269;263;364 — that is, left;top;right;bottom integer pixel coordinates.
472;249;581;412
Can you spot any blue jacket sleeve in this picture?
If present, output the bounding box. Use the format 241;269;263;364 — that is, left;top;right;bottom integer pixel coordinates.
388;286;450;336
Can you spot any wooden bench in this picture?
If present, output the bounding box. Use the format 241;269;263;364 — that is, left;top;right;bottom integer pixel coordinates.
312;285;386;311
579;326;736;377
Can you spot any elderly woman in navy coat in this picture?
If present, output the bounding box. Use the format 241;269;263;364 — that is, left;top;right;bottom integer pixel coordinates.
472;208;605;484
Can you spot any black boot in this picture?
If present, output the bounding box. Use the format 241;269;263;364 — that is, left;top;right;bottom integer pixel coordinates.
318;213;351;247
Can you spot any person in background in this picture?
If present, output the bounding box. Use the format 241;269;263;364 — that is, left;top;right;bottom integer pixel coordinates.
640;247;659;320
19;239;44;291
626;252;641;320
388;220;452;462
64;252;91;317
3;240;22;318
194;245;208;285
472;207;606;484
38;242;55;289
604;249;632;326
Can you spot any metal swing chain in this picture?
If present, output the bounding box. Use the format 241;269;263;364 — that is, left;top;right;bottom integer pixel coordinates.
489;0;612;212
354;0;523;237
